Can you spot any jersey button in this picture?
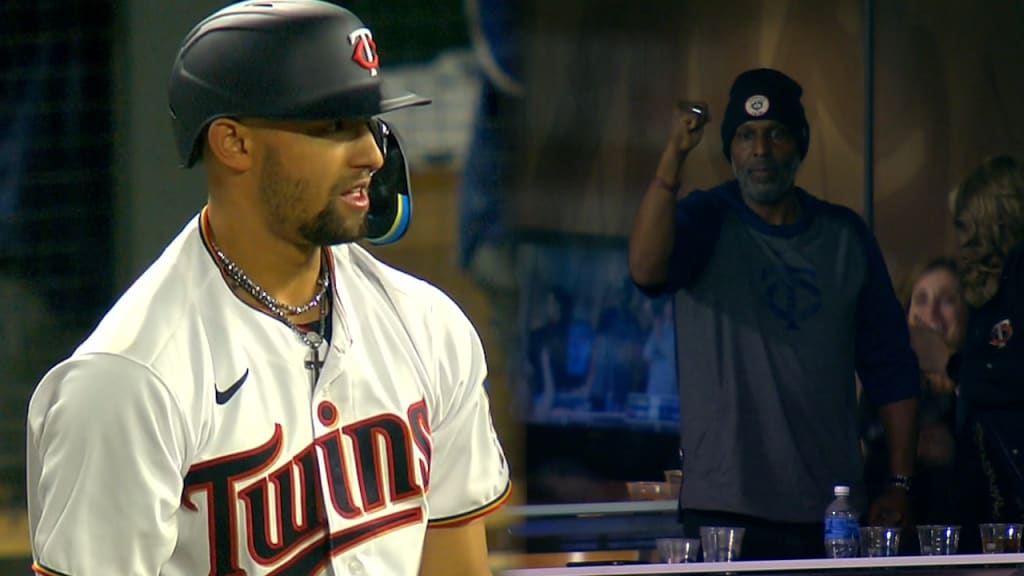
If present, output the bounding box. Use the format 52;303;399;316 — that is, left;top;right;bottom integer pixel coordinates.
348;559;365;575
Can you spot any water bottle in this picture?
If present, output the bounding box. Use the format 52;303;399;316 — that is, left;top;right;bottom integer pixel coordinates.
824;484;859;558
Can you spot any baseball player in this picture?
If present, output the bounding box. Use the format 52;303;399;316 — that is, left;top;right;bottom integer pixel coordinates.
26;1;511;575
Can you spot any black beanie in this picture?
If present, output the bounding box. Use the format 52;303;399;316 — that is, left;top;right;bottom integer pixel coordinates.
720;68;809;161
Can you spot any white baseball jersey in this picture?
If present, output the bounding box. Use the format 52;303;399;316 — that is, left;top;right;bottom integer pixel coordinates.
26;212;511;575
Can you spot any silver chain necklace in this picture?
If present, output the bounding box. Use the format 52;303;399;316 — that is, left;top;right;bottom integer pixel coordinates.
212;246;328;317
211;243;330;352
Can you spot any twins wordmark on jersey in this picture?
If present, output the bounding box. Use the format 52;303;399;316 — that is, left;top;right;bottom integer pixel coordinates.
183;398;432;574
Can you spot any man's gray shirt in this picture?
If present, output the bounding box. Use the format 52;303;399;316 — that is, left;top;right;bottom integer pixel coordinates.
643;181;918;523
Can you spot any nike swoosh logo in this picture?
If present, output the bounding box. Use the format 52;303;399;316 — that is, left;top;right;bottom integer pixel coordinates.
215;369;250;405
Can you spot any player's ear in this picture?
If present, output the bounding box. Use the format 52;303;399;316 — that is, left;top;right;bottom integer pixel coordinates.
206;118;253;171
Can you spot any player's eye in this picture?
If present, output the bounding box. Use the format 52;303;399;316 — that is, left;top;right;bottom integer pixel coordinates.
330;120;362;136
306;119;364;139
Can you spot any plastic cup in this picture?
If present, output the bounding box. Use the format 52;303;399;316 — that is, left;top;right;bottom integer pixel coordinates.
656;537;701;563
700;526;745;562
979;523;1024;553
917;524;961;555
859;526;901;557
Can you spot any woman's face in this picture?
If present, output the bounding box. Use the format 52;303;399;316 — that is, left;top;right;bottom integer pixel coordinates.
907;268;967;349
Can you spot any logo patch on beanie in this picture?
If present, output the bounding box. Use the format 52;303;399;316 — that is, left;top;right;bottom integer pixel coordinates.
349;28;379;77
744;95;769;117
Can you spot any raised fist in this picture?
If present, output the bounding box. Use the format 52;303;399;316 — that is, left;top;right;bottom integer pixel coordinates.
671;100;710;155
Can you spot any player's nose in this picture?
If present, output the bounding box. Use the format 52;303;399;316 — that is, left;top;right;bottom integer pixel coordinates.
352;122;384;173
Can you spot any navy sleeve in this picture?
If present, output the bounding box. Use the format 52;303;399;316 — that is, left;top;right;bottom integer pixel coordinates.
852;219;921;406
953;244;1024;407
636;188;725;296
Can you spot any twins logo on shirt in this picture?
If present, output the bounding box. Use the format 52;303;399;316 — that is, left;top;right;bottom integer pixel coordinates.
760;263;822;330
990;318;1013;348
182;400;431;575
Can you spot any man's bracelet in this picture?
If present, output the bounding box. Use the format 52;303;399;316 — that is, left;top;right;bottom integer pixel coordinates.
890;474;913;493
652;176;680;194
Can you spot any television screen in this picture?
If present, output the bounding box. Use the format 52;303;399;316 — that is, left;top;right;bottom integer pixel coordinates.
511;234;681;502
514;234;679;430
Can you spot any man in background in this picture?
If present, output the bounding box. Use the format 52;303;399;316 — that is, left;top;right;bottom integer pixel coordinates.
629;67;919;559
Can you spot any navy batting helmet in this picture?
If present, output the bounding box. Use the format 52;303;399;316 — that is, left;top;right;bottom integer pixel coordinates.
168;0;428;244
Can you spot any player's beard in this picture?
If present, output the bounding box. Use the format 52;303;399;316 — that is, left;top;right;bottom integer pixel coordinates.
733;154;801;206
259;149;368;246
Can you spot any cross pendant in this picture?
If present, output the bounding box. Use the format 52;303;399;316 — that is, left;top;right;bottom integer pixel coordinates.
303;332;325;387
304;345;324;384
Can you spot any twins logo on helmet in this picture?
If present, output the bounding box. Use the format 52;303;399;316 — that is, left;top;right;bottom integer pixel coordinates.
349;28;379;76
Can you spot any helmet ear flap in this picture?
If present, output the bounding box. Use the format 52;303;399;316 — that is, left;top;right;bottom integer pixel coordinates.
366;118;413;245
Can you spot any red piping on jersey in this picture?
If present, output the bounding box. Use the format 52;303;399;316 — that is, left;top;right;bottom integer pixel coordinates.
31;562;70;576
428;480;513;528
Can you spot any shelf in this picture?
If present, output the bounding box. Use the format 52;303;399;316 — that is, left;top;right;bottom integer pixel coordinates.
498;500;680;555
507;500;677;518
499;552;1024;576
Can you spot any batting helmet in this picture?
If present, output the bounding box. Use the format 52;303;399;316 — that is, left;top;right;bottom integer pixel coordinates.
168;0;428;244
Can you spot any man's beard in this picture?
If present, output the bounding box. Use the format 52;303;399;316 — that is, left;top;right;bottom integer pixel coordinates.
299;198;368;246
733;155;801;206
259;150;368;246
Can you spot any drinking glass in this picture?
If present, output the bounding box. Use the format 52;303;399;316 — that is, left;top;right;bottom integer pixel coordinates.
700;526;745;562
917;524;960;555
979;523;1024;553
656;537;701;563
859;526;900;557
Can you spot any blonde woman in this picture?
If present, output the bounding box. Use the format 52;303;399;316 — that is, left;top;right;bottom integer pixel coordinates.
948;154;1024;552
